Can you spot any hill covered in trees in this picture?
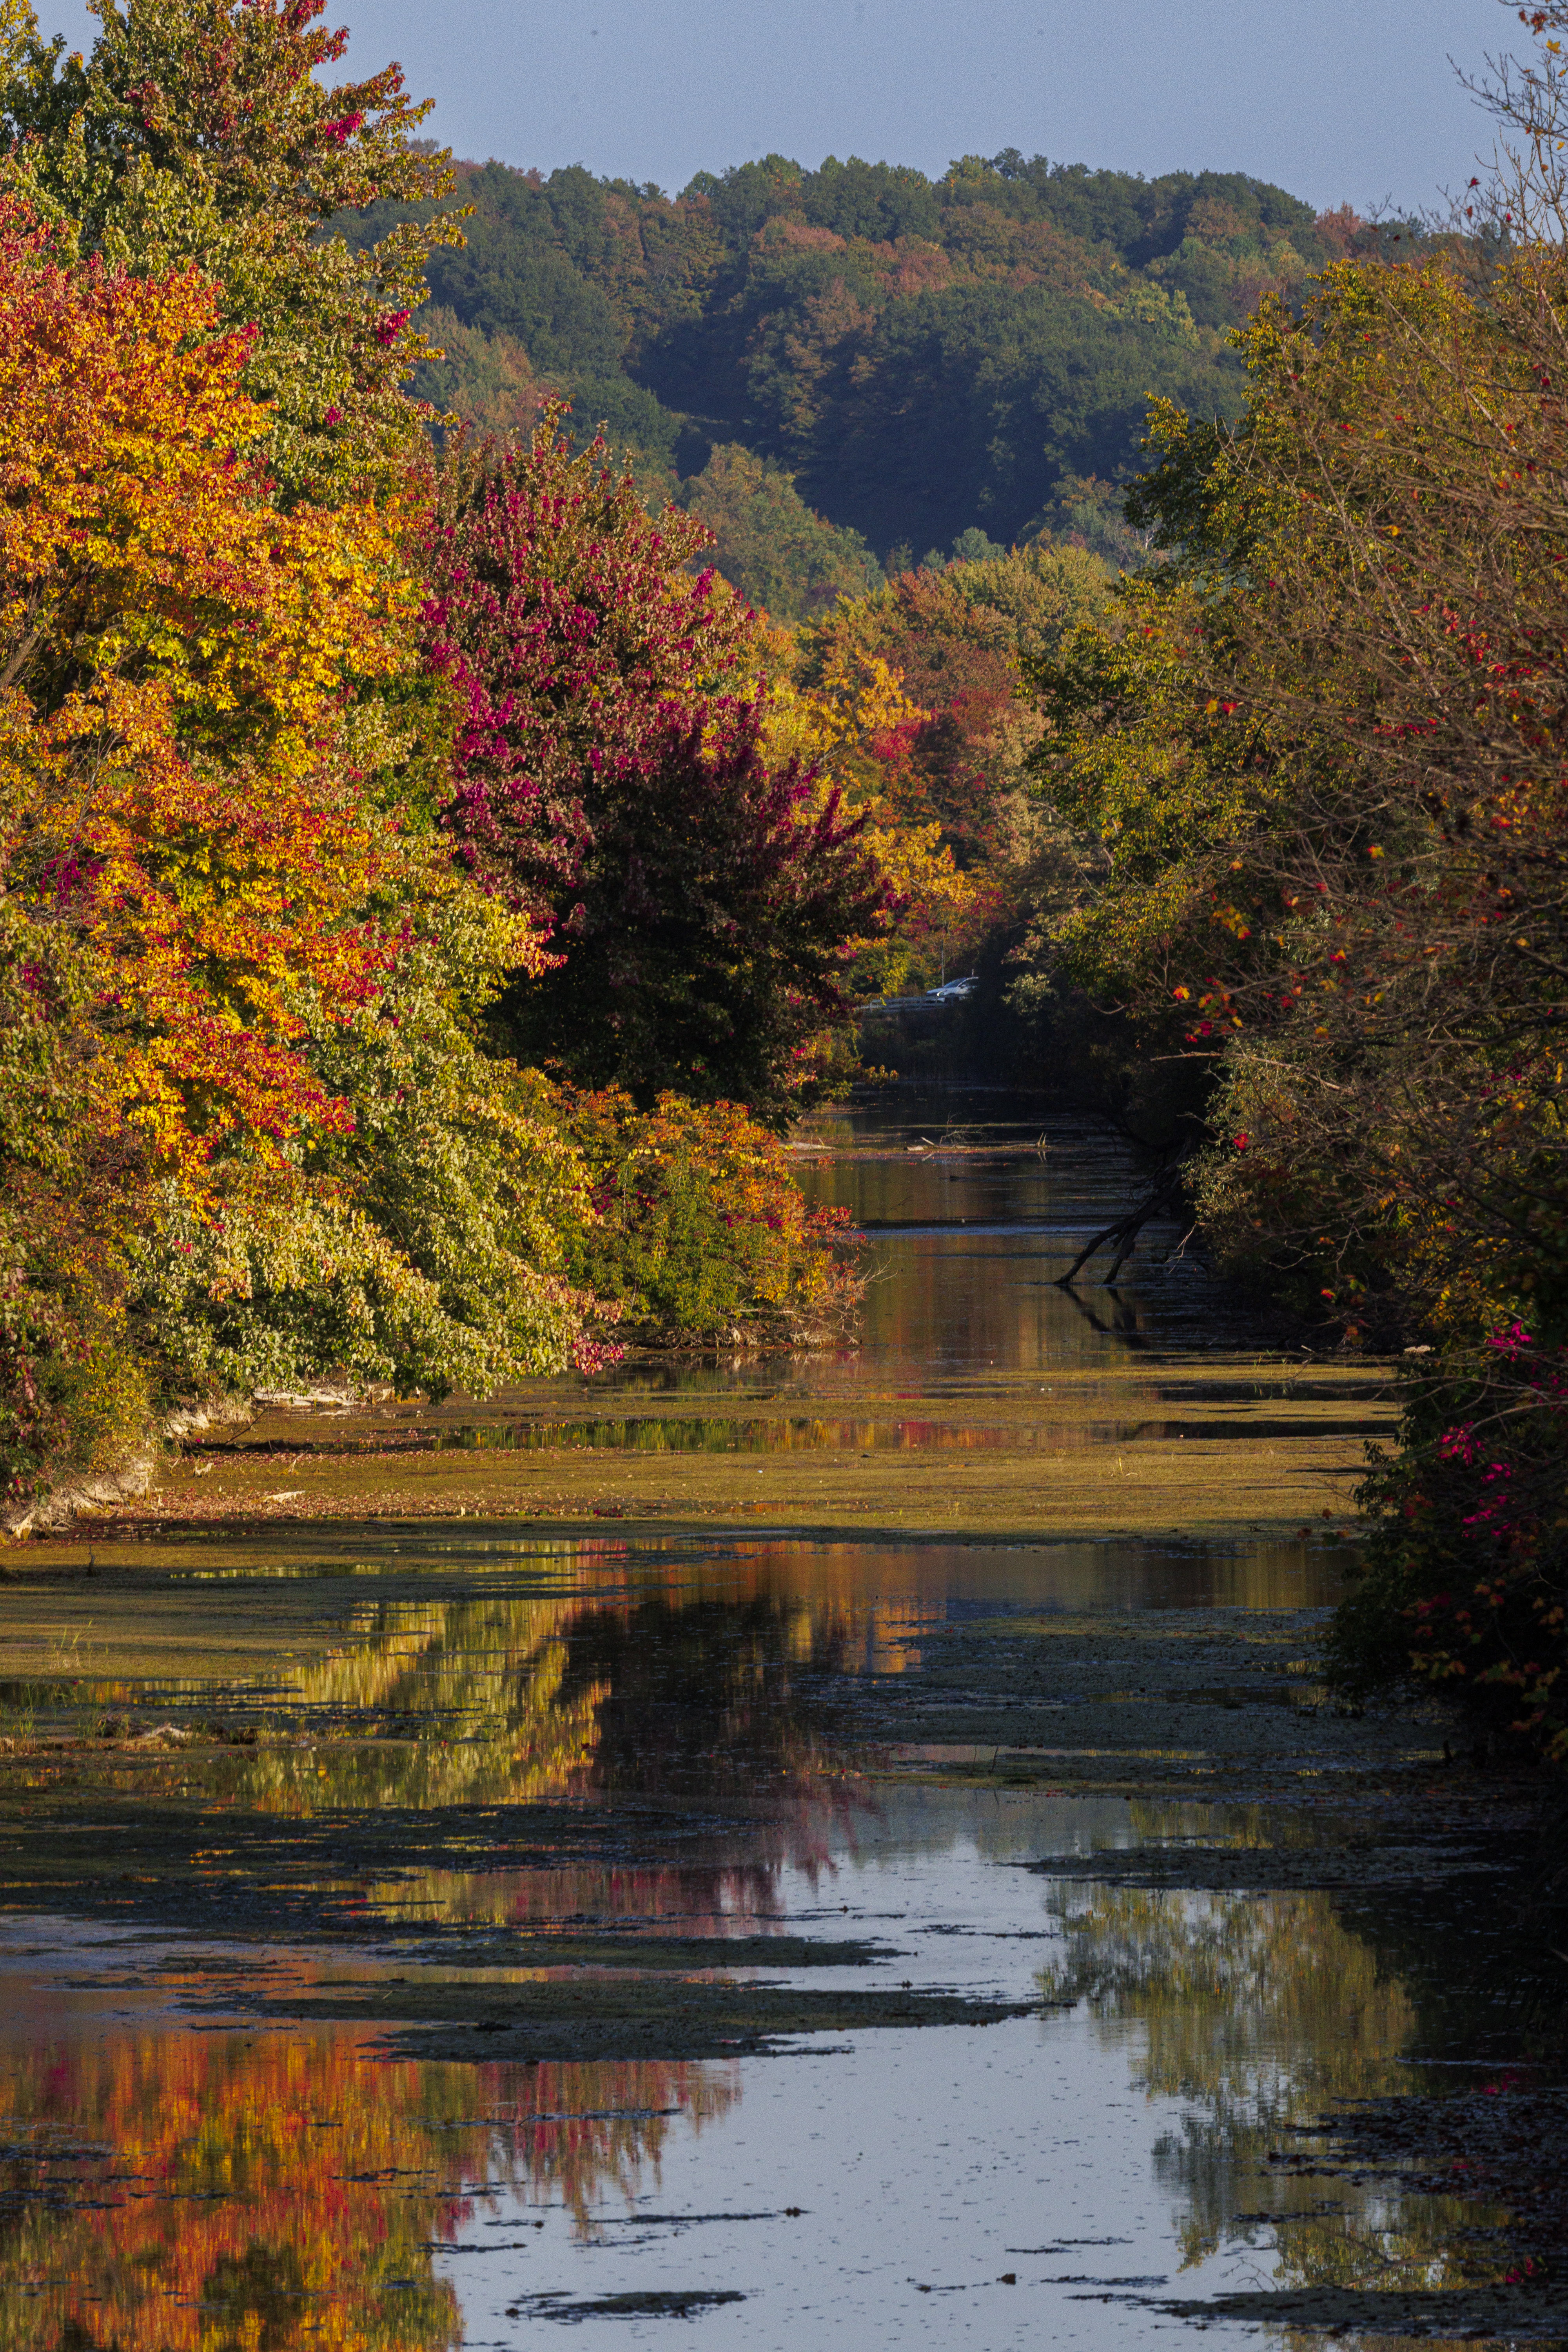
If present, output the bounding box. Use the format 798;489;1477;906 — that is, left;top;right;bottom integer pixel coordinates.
348;152;1370;616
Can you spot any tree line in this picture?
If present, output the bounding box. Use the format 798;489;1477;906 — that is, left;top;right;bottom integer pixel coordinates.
1019;1;1568;1768
0;0;946;1515
343;145;1391;615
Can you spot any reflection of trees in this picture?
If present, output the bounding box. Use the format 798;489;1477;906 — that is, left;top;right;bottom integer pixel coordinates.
560;1588;851;1798
233;1580;862;1819
237;1593;606;1815
557;1586;871;1903
0;2034;461;2350
496;2058;738;2230
0;2033;738;2348
214;1581;873;1930
1037;1882;1493;2297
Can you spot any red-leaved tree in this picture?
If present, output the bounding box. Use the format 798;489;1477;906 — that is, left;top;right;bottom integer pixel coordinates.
421;411;894;1123
503;698;891;1125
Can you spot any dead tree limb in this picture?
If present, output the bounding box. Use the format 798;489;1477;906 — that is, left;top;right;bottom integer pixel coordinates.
1055;1168;1187;1287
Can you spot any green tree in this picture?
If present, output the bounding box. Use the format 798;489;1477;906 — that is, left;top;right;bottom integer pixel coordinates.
680;443;883;620
354;139;1348;561
1027;212;1568;1758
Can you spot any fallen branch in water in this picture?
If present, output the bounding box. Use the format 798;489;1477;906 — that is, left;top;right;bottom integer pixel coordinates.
1055;1167;1187;1287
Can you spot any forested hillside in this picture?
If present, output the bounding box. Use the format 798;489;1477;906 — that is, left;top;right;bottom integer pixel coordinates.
348;152;1367;614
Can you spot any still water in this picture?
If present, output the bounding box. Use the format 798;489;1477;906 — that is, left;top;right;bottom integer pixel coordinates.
0;1093;1556;2348
0;1816;1497;2349
608;1095;1258;1398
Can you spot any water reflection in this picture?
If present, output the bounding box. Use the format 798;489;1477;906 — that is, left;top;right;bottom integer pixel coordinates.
788;1095;1255;1382
559;1590;850;1796
249;1593;608;1814
256;1582;871;1933
1040;1876;1502;2305
222;1408;1365;1459
147;1536;1332;1806
0;1776;1547;2347
465;1093;1266;1402
0;1092;1522;2342
0;2026;736;2348
149;1093;1383;1561
230;1578;855;1818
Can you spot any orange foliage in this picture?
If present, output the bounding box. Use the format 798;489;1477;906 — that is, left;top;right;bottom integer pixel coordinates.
0;2029;737;2345
3;2032;464;2350
0;203;418;1189
551;1085;861;1344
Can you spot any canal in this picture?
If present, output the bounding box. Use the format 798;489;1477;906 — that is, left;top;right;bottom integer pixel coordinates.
0;1092;1561;2347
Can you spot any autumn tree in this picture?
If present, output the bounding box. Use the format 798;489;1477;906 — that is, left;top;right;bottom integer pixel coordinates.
1030;200;1568;1756
421;410;893;1124
0;0;948;1515
0;213;603;1506
784;543;1112;1008
799;545;1110;868
1036;250;1568;1332
0;225;414;1129
545;1087;861;1347
0;0;460;499
421;407;755;900
0;215;383;1491
761;648;973;1000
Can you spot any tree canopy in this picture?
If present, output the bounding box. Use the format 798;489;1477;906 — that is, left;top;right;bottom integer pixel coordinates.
1024;222;1568;1765
345;148;1373;584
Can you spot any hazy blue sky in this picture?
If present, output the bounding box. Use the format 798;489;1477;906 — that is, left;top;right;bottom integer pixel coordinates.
40;0;1506;214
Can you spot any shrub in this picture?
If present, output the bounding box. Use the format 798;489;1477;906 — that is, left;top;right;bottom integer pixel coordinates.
1327;1332;1568;1768
544;1087;860;1349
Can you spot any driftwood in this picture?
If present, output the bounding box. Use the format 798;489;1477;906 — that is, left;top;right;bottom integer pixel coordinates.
1055;1167;1187;1288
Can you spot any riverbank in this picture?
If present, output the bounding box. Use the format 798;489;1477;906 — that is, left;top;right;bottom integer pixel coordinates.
20;1350;1389;1554
7;1099;1397;1556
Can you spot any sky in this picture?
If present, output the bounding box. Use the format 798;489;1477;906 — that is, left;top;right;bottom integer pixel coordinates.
39;0;1505;215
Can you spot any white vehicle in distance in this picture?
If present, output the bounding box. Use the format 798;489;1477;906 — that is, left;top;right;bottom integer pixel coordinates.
923;975;978;1003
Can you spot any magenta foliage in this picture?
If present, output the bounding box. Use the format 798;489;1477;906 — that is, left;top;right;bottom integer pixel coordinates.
417;414;895;1121
419;416;748;919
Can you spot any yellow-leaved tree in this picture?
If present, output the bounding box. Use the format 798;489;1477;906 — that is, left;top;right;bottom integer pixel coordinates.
764;649;975;1001
0;207;595;1514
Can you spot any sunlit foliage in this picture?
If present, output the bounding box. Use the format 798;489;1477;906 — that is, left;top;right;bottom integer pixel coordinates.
791;544;1114;993
0;210;430;1498
762;650;973;999
422;411;893;1123
548;1087;862;1347
1;0;461;500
